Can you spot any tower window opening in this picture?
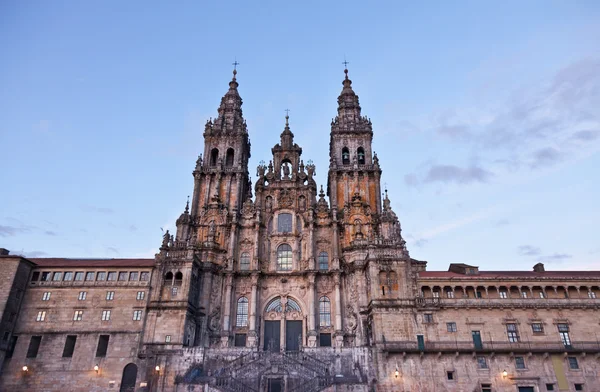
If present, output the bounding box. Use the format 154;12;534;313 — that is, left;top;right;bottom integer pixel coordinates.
174;272;183;286
342;147;350;165
210;148;219;166
225;148;234;167
357;147;365;164
164;271;173;286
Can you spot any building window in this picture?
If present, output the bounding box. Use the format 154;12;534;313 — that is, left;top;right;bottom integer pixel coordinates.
225;148;234;166
234;333;246;347
539;291;546;298
588;291;596;299
52;272;62;281
118;272;128;281
477;356;488;369
106;291;114;300
515;356;526;369
568;356;579;370
140;271;150;281
546;384;555;391
499;291;507;299
174;271;183;286
129;271;139;281
101;310;111;321
74;272;84;281
423;314;433;324
62;335;77;358
133;310;142;321
36;311;46;322
446;291;454;298
85;272;94;281
210;148;219;166
171;287;178;297
558;323;571;346
26;336;42;358
164;271;173;285
357;147;365;164
342;147;350;165
432;291;440;298
574;384;584;391
165;335;171;343
277;244;293;271
318;252;329;270
42;292;51;301
446;322;457;332
521;291;528;298
136;291;145;300
31;271;40;282
236;297;249;327
277;213;293;233
481;384;492;392
107;271;117;281
532;323;544;333
240;252;250;271
41;271;51;281
507;323;519;342
78;291;87;301
319;333;332;347
73;310;83;321
63;271;73;281
319;296;331;326
96;335;109;357
96;272;106;281
446;371;455;380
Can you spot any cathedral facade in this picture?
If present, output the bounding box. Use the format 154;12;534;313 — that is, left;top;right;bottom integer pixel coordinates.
1;69;599;392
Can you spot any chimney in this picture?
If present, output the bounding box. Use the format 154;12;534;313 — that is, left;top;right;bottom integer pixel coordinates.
0;248;10;256
533;262;545;272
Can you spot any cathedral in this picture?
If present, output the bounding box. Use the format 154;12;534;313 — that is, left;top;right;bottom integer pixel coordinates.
0;68;599;392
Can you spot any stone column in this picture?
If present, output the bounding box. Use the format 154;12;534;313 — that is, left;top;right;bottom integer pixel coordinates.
308;212;315;270
332;208;340;270
333;272;344;347
280;297;287;351
247;273;259;348
307;273;317;347
221;273;234;346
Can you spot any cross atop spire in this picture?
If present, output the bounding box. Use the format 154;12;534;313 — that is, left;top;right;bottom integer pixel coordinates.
342;57;350;79
232;58;239;80
285;108;290;126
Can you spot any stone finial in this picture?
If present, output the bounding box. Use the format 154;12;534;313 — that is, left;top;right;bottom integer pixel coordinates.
533;263;545;272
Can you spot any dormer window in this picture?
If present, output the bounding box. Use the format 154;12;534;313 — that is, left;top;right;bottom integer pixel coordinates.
342;147;350;165
357;147;365;164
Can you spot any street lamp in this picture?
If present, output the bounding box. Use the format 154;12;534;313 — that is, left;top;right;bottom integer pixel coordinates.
502;369;508;378
155;365;160;374
22;365;28;373
94;364;99;374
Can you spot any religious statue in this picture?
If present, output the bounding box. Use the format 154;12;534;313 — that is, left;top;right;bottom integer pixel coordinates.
282;162;290;178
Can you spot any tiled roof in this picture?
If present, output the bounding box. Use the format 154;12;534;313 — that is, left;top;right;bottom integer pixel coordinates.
29;258;155;268
419;271;600;279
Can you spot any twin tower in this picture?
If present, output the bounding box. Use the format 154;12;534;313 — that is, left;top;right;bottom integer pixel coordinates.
152;67;407;350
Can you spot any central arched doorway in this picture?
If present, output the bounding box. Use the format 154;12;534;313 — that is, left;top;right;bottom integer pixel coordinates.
263;296;303;352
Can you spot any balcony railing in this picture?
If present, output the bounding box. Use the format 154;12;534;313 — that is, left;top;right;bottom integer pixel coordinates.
381;340;600;354
418;297;599;309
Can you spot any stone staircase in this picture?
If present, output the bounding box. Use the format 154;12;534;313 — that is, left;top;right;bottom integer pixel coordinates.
211;351;332;392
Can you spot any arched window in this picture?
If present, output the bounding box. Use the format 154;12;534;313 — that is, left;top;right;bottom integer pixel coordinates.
174;271;183;286
266;297;282;312
342;147;350;165
236;297;248;327
277;244;293;271
286;297;301;312
278;213;292;233
318;252;329;271
357;147;365;164
210;148;219;166
240;252;250;271
225;148;234;166
319;297;331;326
164;271;173;285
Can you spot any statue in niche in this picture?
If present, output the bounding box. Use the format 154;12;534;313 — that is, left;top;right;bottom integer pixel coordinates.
265;196;273;212
282;162;291;178
162;230;170;248
299;196;306;211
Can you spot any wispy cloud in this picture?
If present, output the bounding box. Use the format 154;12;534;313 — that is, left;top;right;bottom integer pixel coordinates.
537;253;572;263
518;245;541;256
417;210;492;240
105;246;119;254
81;205;114;214
0;225;31;237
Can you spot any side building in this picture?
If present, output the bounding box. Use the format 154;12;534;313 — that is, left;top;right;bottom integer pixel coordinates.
1;68;599;392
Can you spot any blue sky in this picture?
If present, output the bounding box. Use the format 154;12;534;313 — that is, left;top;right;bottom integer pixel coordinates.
1;1;599;271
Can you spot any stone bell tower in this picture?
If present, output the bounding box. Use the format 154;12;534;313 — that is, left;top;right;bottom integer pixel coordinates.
327;67;383;249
